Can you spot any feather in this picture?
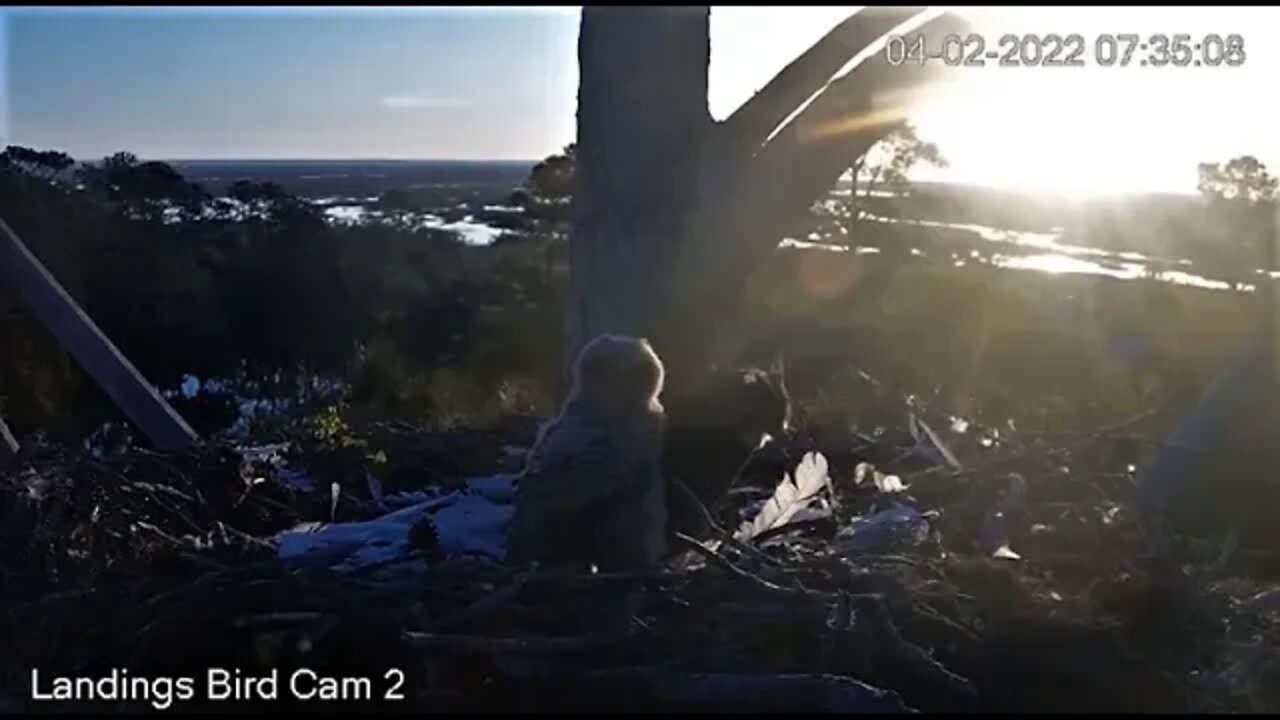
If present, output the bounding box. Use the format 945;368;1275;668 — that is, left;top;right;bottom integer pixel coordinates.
873;471;906;493
853;461;875;486
737;451;831;541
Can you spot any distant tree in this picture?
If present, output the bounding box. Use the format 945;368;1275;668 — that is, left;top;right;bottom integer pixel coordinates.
228;179;289;210
842;122;946;238
1144;158;1280;560
526;144;576;204
1197;156;1277;274
79;153;209;222
508;145;578;283
0;145;75;183
514;144;576;233
103;151;139;170
1197;156;1278;206
377;189;416;229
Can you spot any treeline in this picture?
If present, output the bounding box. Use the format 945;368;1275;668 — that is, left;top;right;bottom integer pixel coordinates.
1;142;1269;449
0;146;570;439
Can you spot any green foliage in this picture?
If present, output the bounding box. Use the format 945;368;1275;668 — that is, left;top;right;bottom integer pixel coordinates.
0;145;74;182
526;143;575;204
741;245;1257;440
0;142;1265;454
0;145;567;440
516;144;575;233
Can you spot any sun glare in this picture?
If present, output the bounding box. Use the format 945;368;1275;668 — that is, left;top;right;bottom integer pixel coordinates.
909;68;1200;198
905;6;1280;198
713;6;1280;199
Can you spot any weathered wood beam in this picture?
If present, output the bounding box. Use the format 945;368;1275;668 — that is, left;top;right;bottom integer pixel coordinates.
0;412;17;456
0;214;198;451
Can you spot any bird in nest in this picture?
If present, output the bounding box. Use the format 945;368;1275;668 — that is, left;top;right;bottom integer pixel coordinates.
506;333;669;573
275;335;791;577
274;334;668;575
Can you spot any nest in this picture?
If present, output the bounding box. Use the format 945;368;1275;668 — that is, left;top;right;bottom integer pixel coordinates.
3;411;1279;714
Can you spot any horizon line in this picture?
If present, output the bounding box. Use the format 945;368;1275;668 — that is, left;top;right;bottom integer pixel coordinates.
158;157;541;164
60;156;544;165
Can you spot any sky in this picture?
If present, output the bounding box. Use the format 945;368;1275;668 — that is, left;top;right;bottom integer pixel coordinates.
3;6;1279;195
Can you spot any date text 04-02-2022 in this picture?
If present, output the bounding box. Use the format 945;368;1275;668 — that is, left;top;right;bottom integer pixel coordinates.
885;33;1246;69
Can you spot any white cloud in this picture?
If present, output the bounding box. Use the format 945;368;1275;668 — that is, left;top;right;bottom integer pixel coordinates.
380;95;470;110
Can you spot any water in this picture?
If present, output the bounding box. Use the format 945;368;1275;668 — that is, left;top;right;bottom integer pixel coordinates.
318;202;517;245
791;210;1264;293
301;175;1256;291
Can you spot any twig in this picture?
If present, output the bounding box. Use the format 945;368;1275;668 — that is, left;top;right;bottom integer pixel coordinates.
671;478;782;568
431;563;538;631
402;630;621;655
510;668;916;713
233;611;326;627
117;480;205;536
912;601;980;644
131;520;190;548
214;521;278;551
905;407;1163;483
752;517;834;546
671;532;825;599
852;593;976;699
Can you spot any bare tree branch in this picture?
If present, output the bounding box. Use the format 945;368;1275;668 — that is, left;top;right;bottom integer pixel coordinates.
732;10;972;261
719;6;926;158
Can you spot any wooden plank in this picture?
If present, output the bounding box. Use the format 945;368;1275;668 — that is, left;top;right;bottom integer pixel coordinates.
0;214;198;451
0;412;17;457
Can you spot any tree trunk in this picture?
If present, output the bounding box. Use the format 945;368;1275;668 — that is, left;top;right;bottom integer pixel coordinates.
570;6;967;392
570;7;718;384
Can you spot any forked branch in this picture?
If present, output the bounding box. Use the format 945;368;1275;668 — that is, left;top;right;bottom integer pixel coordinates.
734;10;972;259
719;6;926;158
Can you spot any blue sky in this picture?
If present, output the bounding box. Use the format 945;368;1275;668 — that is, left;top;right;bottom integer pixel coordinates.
3;6;1279;194
4;7;579;160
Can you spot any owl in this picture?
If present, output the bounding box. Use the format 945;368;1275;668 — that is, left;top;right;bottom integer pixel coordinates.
506;333;668;572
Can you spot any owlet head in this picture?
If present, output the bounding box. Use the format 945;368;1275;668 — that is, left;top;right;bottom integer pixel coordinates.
571;334;665;415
